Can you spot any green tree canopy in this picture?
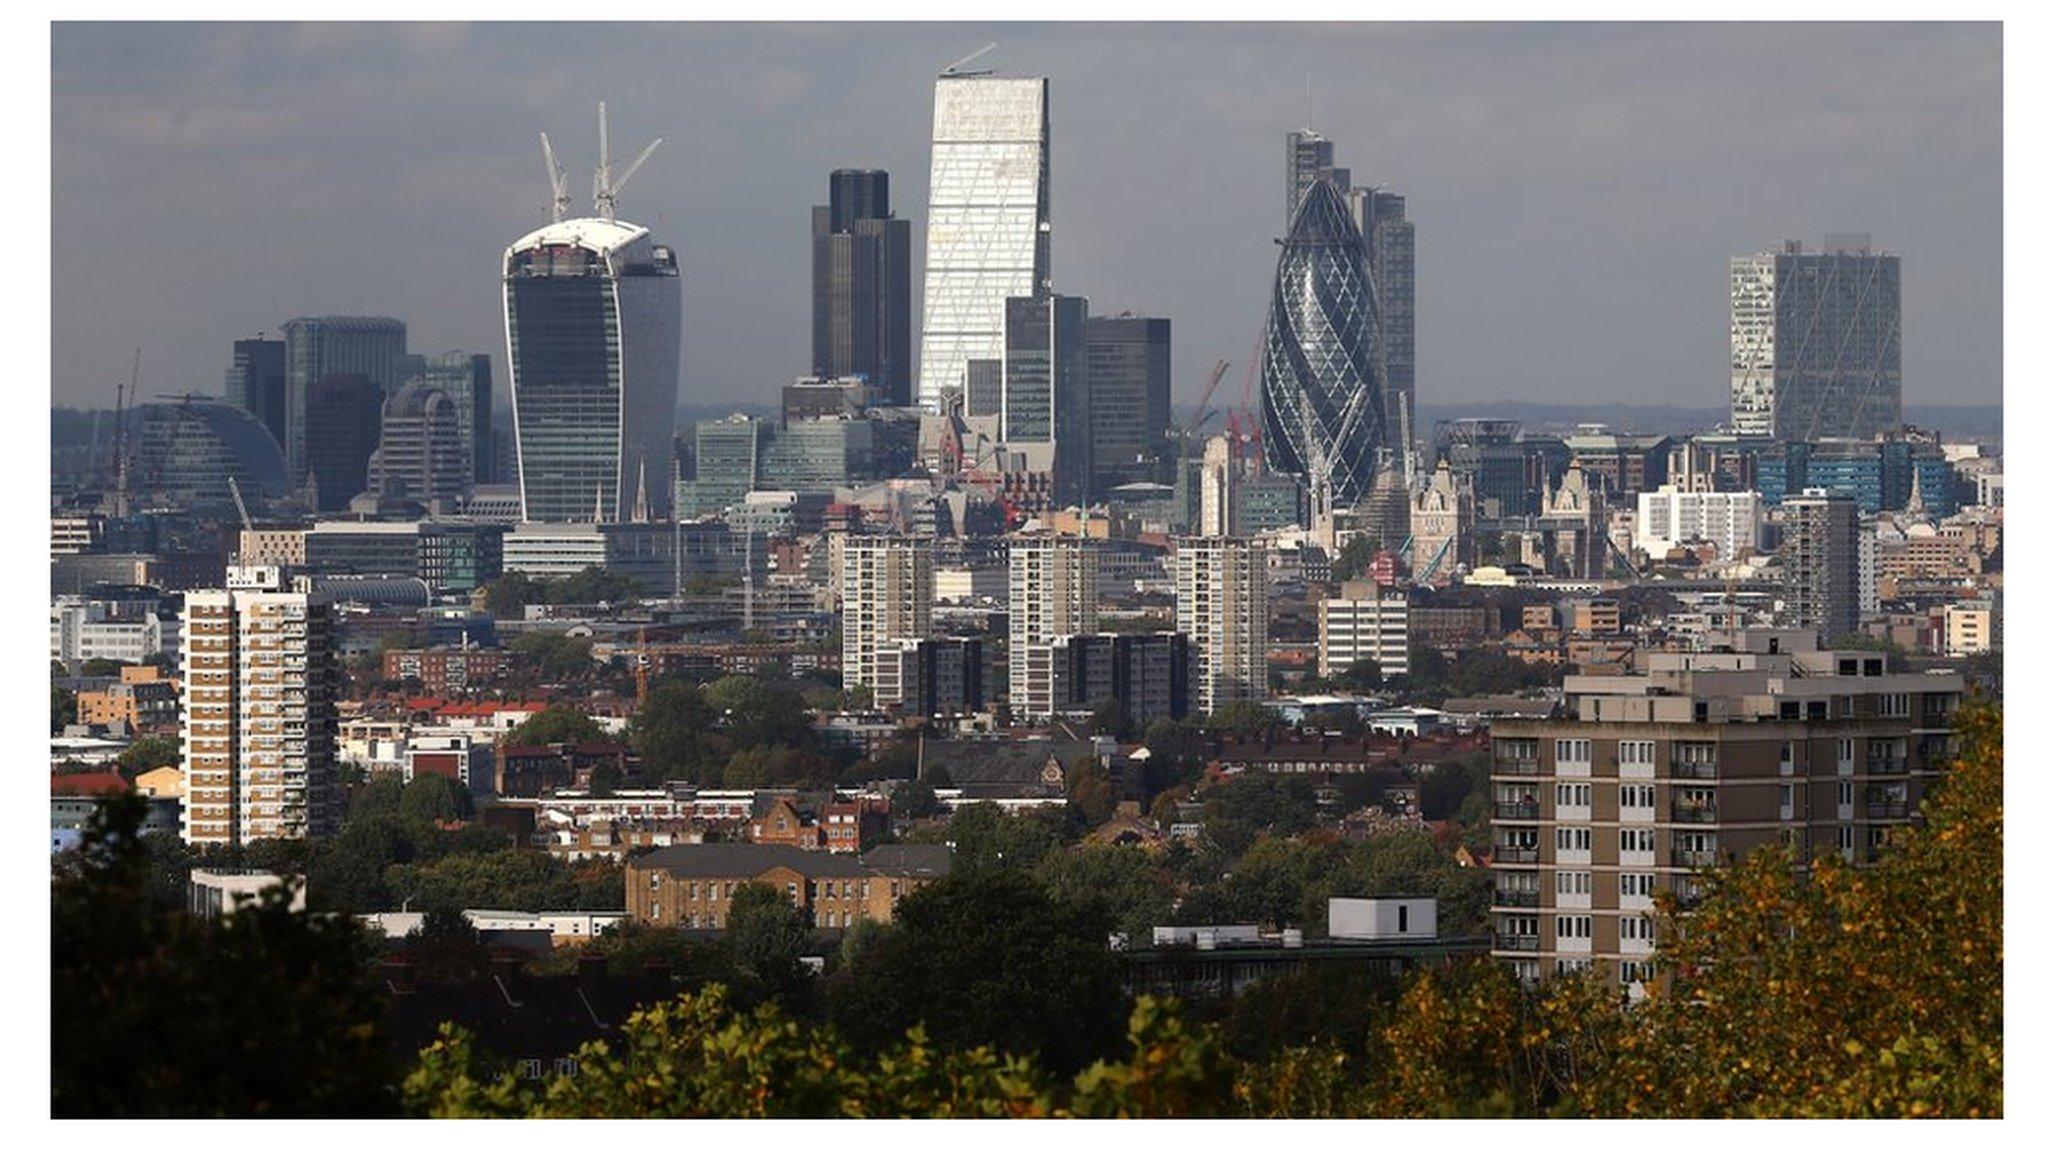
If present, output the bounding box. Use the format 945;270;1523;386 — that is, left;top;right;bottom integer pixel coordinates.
503;706;608;748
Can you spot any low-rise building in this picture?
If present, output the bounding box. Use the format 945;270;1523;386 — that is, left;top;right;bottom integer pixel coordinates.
624;842;952;930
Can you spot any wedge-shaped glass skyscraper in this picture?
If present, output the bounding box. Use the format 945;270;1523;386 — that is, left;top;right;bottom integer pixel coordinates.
1259;177;1385;520
916;74;1050;412
503;217;680;522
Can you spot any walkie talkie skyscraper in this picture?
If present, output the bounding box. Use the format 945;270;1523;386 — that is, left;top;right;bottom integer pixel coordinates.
1258;176;1384;525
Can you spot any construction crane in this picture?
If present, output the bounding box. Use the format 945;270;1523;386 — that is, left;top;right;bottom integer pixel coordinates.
108;347;138;517
633;624;651;709
941;42;999;76
1181;359;1229;443
227;475;254;532
591;102;662;223
539;132;572;222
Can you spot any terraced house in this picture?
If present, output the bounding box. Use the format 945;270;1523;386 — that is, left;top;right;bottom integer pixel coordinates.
625;843;951;931
1488;628;1963;994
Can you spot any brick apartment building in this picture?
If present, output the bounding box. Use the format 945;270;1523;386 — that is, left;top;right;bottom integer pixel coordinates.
624;843;951;931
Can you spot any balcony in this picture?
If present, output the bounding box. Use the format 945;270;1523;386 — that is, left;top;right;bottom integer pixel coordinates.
1672;805;1719;825
1675;850;1719;869
1494;759;1540;777
1494;800;1541;821
1495;935;1542;953
1494;845;1541;864
1493;890;1540;908
1865;801;1909;821
1671;761;1718;780
1867;758;1908;777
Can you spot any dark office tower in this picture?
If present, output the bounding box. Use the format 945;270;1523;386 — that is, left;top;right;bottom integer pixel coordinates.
280;316;407;484
364;381;469;509
223;337;288;455
1731;235;1903;440
401;351;495;484
302;373;384;512
1085;314;1172;492
1260;177;1383;528
811;170;913;406
1355;189;1415;444
1782;488;1863;644
1003;293;1091;508
1286;129;1348;223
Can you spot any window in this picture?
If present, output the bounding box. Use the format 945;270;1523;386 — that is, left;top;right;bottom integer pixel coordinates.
1620;917;1656;944
1619;873;1655;898
1838;781;1854;807
1556;915;1592;940
518;1059;543;1080
1620;783;1655;812
1556;738;1592;763
554;1057;580;1078
1618;740;1656;766
1555;827;1591;852
1879;693;1910;718
1621;960;1654;985
1497;738;1539;761
1557;871;1592;896
1556;957;1592;976
1620;827;1655;853
1555;783;1590;808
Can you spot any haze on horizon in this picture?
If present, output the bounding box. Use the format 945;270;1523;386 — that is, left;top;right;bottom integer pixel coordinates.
50;22;2002;418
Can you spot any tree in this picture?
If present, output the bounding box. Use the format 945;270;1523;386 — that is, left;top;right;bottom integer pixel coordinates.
397;773;474;830
503;706;607;748
1064;756;1119;827
1198;773;1318;859
914;802;1064;874
1206;701;1278;743
479;571;546;618
724;883;813;1009
553;565;642;606
117;734;181;777
511;632;597;682
1033;843;1177;942
827;869;1129;1075
705;675;814;750
891;778;940;822
632;679;721;779
52;684;77;734
80;657;125;677
52;793;398;1116
1090;696;1133;742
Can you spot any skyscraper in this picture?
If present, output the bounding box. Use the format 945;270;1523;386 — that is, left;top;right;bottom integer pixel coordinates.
280;316;407;483
1354;189;1415;444
917;72;1050;413
503;120;680;523
402;351;495;485
1008;536;1098;721
180;565;340;847
1001;292;1090;508
1730;235;1902;440
224;337;287;456
839;536;933;708
363;380;469;509
302;374;384;512
1782;488;1863;643
1174;536;1270;715
1259;177;1384;526
812;170;913;405
1085;314;1171;493
1285;129;1344;222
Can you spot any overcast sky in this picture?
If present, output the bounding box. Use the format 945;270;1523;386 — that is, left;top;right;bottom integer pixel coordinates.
51;22;2001;415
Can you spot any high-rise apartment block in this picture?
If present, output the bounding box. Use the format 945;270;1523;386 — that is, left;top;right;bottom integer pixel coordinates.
1730;235;1902;440
839;537;934;708
812;170;913;406
1635;486;1760;561
224;337;288;456
1318;581;1410;679
180;565;340;847
1174;536;1270;714
917;73;1050;412
280;316;407;483
1781;489;1863;643
1007;536;1099;721
1085;314;1171;493
1488;632;1962;993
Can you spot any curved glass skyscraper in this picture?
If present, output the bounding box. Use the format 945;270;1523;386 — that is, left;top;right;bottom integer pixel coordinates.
1258;177;1384;520
503;217;680;523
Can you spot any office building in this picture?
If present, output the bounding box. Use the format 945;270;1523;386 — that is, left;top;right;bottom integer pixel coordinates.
812;170;913;405
1260;177;1384;525
1635;487;1760;561
302;521;505;595
1353;188;1415;444
1008;536;1099;721
1174;536;1270;714
1085;314;1171;493
51;586;178;668
402;351;495;485
1001;293;1091;508
504;194;680;523
131;396;291;512
302;374;385;512
1730;236;1902;440
280;316;407;483
223;337;288;455
1285;129;1343;221
1319;581;1410;679
916;72;1050;412
363;380;470;510
839;537;934;706
1046;631;1192;727
179;565;341;847
1781;489;1863;643
1488;632;1963;993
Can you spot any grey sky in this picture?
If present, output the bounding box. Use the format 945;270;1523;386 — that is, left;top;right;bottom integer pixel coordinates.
51;22;2001;415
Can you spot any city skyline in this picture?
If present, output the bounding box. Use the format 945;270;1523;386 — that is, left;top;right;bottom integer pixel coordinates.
52;23;1999;419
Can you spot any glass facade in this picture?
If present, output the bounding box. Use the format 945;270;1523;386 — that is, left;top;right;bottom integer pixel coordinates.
133;396;290;510
1085;315;1172;492
503;219;680;523
1259;177;1385;518
1002;293;1090;507
281;317;406;483
916;76;1050;412
1730;239;1902;440
812;170;913;406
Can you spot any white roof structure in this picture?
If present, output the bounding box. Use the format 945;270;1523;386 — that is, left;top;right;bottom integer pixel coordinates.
505;216;650;258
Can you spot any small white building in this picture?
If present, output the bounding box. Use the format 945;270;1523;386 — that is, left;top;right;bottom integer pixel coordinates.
1328;896;1438;941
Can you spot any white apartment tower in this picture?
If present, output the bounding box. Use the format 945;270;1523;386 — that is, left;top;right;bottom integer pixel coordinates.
1635;487;1760;562
917;71;1051;412
1175;536;1270;714
1008;536;1098;720
838;537;934;708
180;565;340;846
1319;580;1410;679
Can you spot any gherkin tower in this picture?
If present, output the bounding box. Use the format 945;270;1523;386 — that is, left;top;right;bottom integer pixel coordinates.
1258;176;1384;521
